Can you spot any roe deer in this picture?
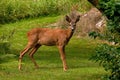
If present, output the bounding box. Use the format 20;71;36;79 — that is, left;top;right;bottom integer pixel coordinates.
18;15;80;71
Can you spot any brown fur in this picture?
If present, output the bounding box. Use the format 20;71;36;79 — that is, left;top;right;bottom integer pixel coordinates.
27;28;73;46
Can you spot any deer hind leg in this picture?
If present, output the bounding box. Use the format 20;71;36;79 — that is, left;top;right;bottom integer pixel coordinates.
57;46;68;71
18;43;33;70
28;44;41;69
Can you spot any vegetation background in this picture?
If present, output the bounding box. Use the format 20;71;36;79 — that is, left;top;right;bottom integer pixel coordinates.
0;0;116;80
89;0;120;80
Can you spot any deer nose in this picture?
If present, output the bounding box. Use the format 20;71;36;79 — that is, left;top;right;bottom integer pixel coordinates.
71;25;76;30
72;24;76;27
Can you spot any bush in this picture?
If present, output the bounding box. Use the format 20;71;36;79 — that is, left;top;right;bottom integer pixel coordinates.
0;0;82;24
89;0;120;80
98;0;120;42
90;44;120;80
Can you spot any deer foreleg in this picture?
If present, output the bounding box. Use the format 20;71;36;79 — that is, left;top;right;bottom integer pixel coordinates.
19;47;31;70
18;44;33;70
58;46;68;71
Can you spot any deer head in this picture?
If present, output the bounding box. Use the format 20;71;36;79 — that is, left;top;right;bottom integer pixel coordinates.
66;15;80;31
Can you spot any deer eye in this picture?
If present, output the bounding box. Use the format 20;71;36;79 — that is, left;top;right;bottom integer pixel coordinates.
72;23;76;26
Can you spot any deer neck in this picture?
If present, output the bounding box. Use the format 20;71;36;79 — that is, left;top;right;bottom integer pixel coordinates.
66;27;75;40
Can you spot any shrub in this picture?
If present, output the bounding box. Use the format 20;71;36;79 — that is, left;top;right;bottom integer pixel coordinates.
0;0;83;24
90;44;120;80
89;0;120;80
98;0;120;42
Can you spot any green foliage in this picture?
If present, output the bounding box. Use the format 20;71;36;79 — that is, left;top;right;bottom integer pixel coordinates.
97;0;120;42
90;1;120;79
0;29;16;63
0;0;92;24
90;44;120;80
88;31;101;39
0;0;82;24
0;42;10;55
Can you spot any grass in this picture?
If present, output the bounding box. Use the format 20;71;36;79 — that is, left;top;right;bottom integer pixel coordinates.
0;0;79;23
0;15;61;50
0;15;107;80
0;0;91;23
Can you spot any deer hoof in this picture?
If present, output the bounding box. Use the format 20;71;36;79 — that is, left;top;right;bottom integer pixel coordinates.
63;67;68;71
18;66;22;71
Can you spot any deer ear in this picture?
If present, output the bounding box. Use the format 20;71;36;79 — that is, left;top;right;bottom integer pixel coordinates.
66;15;71;23
75;15;80;23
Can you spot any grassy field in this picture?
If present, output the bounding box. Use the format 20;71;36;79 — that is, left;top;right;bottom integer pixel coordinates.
0;15;107;80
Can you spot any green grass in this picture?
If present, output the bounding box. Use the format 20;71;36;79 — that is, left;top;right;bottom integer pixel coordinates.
0;0;91;23
0;15;107;80
0;15;61;50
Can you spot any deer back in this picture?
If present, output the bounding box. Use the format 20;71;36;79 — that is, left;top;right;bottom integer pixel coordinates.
27;28;71;46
